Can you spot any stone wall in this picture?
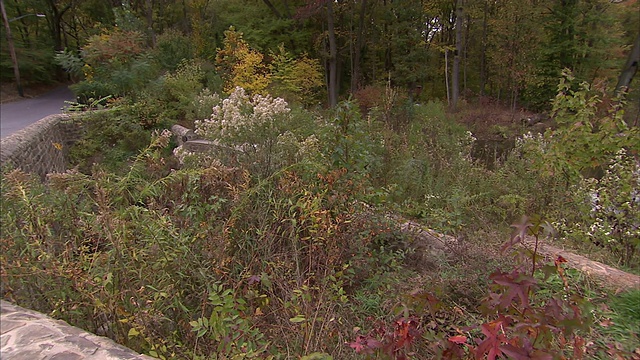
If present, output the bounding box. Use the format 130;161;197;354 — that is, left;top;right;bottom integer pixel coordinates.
1;300;154;359
0;114;83;179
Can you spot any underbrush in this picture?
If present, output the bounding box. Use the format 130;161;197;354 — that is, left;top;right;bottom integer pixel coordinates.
2;75;639;358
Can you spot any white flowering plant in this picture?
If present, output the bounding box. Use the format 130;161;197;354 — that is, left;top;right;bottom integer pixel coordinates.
559;150;640;265
194;87;321;176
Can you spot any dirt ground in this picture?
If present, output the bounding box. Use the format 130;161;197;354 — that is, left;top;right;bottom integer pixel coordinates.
457;97;552;141
521;237;640;292
0;82;65;104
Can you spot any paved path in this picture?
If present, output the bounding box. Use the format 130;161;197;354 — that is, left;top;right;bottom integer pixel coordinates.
1;300;153;360
0;86;75;138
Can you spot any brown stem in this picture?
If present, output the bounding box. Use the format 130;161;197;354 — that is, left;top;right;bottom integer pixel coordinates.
532;234;538;277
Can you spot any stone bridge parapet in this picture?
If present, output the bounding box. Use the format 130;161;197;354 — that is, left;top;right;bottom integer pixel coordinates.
0;114;83;179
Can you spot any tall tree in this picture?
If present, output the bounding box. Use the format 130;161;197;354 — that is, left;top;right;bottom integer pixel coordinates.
350;0;367;93
615;32;639;118
451;0;463;109
43;0;74;50
1;0;23;96
326;0;338;107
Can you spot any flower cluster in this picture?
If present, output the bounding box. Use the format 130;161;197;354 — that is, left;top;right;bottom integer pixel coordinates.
195;87;290;140
172;145;194;164
562;148;640;262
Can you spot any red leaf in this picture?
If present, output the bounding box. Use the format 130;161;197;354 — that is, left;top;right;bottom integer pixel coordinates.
490;270;536;309
555;255;567;265
448;335;467;344
503;216;533;253
500;344;532;360
349;335;379;354
476;320;507;360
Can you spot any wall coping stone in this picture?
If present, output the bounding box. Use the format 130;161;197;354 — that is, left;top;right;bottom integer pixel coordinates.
1;300;154;359
1;113;81;179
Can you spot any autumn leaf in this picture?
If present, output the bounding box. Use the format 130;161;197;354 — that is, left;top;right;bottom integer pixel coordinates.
503;216;533;253
348;335;382;354
490;270;536;309
475;319;509;360
448;335;467;344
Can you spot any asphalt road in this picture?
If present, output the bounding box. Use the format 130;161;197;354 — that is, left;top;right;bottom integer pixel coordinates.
0;86;76;138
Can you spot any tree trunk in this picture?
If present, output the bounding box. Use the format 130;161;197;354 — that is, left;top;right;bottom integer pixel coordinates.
445;49;450;105
479;0;488;96
451;0;463;110
146;0;155;46
350;0;367;94
615;32;640;97
327;0;338;107
262;0;282;18
1;0;23;97
463;14;470;93
44;0;71;51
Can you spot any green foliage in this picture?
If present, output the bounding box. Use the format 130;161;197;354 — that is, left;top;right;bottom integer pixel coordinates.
113;0;146;33
152;29;194;72
2;131;241;358
347;217;637;359
190;283;268;357
534;0;625;107
323;100;384;176
54;49;84;79
603;289;640;352
67;109;150;173
63;29;158;102
4;44;640;360
0;43;56;83
136;59;208;125
507;72;640;266
185;88;222;123
538;71;640;183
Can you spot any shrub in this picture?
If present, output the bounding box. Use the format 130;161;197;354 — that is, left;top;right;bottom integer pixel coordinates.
152;29;194;72
1;44;56;83
62;29;158;101
54;49;85;81
559;150;640;267
68;110;151;173
82;30;146;66
534;70;640;184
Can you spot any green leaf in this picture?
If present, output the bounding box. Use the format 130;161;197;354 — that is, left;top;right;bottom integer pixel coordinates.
261;272;272;289
128;327;140;338
289;315;306;323
301;353;333;360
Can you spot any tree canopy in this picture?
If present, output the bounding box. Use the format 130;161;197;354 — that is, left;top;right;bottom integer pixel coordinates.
2;0;638;109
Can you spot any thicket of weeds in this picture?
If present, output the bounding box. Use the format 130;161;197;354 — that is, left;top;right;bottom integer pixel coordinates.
1;74;638;359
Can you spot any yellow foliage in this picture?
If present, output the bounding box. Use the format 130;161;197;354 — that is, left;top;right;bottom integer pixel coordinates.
216;27;271;94
270;45;324;105
215;28;323;100
227;46;271;95
83;64;94;81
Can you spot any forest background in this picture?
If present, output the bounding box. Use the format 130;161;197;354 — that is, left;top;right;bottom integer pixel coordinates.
1;0;640;359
